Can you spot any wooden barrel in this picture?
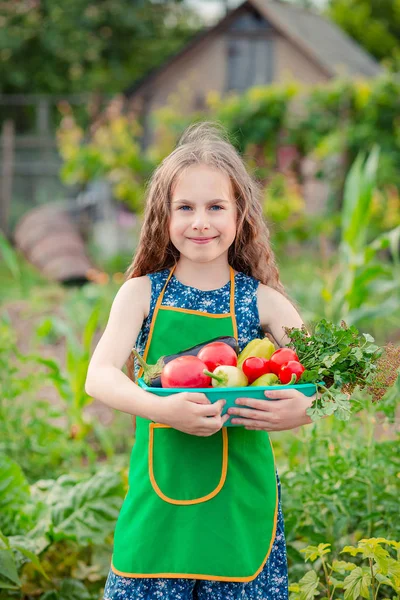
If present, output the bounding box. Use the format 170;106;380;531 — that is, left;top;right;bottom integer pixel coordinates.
14;204;97;285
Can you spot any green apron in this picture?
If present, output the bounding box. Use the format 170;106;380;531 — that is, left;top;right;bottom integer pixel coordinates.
111;266;278;582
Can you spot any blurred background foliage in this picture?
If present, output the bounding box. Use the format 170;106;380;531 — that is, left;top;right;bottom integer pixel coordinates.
0;0;201;96
1;0;400;101
327;0;400;70
57;73;400;228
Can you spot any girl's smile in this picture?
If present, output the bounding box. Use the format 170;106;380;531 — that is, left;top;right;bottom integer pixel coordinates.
188;236;219;244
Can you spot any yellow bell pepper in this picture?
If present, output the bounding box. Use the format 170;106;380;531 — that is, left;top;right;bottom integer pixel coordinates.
237;337;276;368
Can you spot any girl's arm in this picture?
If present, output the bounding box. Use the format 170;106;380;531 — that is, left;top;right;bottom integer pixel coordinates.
85;276;164;421
226;284;315;431
85;277;227;436
257;283;306;348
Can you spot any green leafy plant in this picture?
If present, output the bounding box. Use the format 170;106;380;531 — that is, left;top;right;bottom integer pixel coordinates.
284;318;386;420
289;538;400;600
35;305;101;441
0;459;124;597
275;390;400;578
322;147;400;328
0;316;85;483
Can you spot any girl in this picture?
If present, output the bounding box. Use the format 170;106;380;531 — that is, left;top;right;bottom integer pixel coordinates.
85;122;316;600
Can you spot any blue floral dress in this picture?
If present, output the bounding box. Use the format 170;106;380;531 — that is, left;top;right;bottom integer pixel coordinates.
103;269;289;600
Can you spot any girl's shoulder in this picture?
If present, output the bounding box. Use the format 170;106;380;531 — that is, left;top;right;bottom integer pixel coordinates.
117;275;153;320
257;282;288;317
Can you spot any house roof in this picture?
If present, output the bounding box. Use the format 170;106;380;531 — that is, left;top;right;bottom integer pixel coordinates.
125;0;381;99
251;0;381;78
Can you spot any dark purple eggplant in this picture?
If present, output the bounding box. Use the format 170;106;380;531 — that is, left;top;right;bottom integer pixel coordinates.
132;336;238;387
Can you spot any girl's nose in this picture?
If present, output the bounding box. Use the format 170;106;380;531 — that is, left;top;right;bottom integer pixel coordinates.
191;214;210;231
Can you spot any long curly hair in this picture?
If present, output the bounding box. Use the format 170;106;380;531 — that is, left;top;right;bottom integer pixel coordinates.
125;121;296;382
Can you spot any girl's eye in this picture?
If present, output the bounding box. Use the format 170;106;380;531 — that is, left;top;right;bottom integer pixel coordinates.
177;205;223;211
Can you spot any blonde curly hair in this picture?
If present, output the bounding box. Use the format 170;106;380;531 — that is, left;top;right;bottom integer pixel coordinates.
126;121;286;292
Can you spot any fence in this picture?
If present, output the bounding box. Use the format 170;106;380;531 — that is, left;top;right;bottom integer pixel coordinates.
0;94;110;236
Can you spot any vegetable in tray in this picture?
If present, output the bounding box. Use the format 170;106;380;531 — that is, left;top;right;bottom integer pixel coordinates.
132;336;238;387
132;319;400;422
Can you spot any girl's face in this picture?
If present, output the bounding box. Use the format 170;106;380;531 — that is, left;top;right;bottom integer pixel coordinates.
169;164;237;264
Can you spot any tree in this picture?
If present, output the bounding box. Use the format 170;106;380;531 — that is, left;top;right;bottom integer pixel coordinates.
326;0;400;68
0;0;202;95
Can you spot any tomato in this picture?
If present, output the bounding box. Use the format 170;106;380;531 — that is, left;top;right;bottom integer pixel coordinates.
269;348;300;375
197;341;237;372
161;356;211;388
279;361;305;384
242;357;272;384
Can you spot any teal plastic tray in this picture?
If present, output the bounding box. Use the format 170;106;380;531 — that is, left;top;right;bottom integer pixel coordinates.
137;378;318;427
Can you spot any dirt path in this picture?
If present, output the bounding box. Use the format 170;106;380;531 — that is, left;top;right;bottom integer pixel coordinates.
5;298;115;427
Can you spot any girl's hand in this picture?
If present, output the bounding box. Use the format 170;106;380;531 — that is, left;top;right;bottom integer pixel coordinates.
227;389;316;431
158;392;230;437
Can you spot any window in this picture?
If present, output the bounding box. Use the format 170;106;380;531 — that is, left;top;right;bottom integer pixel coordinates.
226;10;274;92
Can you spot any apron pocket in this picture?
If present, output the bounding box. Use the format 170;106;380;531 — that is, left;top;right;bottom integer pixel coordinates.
148;423;228;505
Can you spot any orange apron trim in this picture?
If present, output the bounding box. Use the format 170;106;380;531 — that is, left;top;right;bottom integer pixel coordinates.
148;423;229;506
113;264;278;582
110;438;278;582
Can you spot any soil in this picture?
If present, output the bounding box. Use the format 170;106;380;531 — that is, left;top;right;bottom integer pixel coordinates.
4;298;115;427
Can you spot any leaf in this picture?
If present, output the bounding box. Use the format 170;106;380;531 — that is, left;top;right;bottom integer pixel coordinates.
341;546;365;557
0;233;20;281
379;370;400;422
333;395;352;421
59;579;92;600
50;470;124;545
306;396;336;421
370;224;400;265
297;569;320;600
41;592;59;600
0;548;20;588
323;353;341;368
362;333;375;343
331;560;356;574
341;147;379;256
357;538;392;560
9;542;49;581
0;455;30;514
82;305;100;353
343;566;371;599
301;544;331;562
329;576;344;588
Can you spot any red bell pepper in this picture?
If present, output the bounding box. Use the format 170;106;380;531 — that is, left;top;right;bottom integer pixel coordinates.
279;360;305;384
241;357;272;384
269;348;300;375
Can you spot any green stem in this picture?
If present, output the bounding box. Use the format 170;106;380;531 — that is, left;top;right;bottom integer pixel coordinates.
365;407;375;539
369;558;375;600
321;558;332;600
131;347;149;371
203;369;224;384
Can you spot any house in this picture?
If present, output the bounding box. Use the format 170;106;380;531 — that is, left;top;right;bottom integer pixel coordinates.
125;0;381;131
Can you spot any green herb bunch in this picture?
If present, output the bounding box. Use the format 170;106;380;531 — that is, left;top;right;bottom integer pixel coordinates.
284;319;384;421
